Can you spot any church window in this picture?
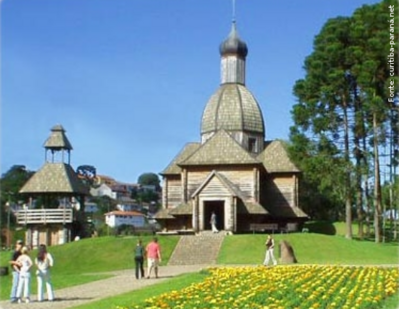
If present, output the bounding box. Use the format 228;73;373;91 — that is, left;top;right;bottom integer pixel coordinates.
248;138;257;152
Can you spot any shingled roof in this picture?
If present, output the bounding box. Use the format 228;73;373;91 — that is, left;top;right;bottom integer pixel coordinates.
201;84;264;136
43;124;73;150
161;142;200;175
169;203;192;215
19;163;89;195
258;140;300;173
154;208;175;219
237;201;269;214
266;204;308;218
180;130;260;166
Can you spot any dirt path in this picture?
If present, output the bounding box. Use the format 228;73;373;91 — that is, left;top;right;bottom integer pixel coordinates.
0;265;206;309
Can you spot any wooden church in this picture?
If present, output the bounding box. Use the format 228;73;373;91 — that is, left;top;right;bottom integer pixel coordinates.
156;22;308;233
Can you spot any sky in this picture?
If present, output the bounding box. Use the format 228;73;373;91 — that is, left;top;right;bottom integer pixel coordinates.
1;0;381;184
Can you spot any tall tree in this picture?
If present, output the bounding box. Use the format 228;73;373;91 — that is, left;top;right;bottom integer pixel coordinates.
289;0;398;242
137;173;161;191
349;0;398;242
291;16;355;239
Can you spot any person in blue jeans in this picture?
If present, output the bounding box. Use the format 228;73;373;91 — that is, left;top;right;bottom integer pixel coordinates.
134;240;145;279
9;240;23;303
16;246;33;303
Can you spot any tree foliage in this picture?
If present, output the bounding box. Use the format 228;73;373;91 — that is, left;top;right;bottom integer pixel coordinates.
76;165;97;187
137;173;161;191
90;195;116;214
289;0;398;242
0;165;35;225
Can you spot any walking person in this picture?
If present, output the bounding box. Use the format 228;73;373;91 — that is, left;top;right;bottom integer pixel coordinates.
9;240;23;303
35;244;54;302
16;246;33;303
210;211;219;233
146;237;161;279
263;234;277;266
134;240;145;279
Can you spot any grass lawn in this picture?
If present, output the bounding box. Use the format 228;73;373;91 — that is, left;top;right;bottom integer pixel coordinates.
0;235;180;300
382;293;399;309
53;235;180;274
218;233;399;265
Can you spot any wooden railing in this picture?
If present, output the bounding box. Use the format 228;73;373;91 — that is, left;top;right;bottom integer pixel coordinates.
16;209;73;225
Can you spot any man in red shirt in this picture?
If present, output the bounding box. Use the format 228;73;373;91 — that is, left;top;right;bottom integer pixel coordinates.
146;237;161;279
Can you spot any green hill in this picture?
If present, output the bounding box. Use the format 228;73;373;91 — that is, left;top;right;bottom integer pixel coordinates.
0;235;180;300
52;235;179;274
0;231;397;301
219;233;399;265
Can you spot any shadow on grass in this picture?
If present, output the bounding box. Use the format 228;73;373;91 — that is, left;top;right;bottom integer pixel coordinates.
303;221;336;235
55;297;94;302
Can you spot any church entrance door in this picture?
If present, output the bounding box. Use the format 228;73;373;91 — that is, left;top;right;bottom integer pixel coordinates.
204;200;224;231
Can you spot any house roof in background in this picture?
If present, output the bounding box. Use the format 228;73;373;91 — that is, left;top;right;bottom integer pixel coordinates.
104;210;144;216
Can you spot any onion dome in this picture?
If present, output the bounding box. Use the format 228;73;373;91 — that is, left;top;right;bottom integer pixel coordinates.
219;21;248;58
201;84;264;137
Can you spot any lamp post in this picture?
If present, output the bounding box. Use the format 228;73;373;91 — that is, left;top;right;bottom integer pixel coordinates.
6;200;11;249
6;192;16;249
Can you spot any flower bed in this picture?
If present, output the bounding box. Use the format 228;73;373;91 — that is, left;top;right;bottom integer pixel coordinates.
129;265;398;309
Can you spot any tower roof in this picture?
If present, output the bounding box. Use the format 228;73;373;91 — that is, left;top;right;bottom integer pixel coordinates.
19;162;89;195
43;124;73;150
201;84;264;136
219;21;248;58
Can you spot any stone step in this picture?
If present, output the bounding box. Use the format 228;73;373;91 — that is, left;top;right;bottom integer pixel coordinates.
168;234;225;265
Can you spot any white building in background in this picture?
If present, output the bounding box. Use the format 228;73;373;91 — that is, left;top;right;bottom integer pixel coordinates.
84;202;99;213
116;196;141;212
90;183;117;199
104;210;145;228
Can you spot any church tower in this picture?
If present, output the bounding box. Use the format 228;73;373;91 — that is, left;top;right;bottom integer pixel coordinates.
43;124;73;164
200;22;265;154
18;125;89;248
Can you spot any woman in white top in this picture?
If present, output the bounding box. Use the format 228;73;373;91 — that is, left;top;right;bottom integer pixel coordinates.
35;244;54;302
16;246;33;303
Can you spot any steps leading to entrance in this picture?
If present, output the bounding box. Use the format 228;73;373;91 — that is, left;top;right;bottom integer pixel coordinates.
168;233;225;265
